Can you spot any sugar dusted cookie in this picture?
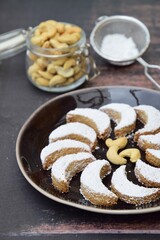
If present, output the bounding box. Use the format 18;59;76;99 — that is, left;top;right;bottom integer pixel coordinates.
51;152;96;192
135;159;160;187
66;108;111;139
138;133;160;150
49;122;97;150
111;165;160;205
80;160;118;206
100;103;136;137
134;105;160;141
40;139;90;170
146;149;160;167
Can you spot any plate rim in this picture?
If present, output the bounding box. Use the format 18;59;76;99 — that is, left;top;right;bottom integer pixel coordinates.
16;85;160;215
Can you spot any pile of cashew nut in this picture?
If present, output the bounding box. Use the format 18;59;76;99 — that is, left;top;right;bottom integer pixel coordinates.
105;137;141;165
27;20;86;87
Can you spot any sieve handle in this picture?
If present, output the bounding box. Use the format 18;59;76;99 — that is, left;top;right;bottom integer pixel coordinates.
137;57;160;90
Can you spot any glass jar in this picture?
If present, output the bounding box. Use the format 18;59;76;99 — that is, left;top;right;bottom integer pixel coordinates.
0;23;99;93
26;25;90;92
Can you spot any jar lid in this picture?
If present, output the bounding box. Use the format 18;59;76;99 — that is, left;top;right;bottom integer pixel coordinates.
0;28;27;61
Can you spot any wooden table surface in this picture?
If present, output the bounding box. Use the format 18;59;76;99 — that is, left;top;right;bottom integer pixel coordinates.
0;0;160;239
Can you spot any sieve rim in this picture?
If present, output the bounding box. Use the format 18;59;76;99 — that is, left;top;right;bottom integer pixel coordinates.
90;15;151;63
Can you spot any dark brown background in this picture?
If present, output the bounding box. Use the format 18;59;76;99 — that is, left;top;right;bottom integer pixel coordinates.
0;0;160;239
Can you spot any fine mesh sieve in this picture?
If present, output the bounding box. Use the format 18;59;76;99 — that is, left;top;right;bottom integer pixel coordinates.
90;15;160;90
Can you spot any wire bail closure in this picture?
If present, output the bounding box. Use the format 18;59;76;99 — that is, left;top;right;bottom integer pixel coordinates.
82;43;100;81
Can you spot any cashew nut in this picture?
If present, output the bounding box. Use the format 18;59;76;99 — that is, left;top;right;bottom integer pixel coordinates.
63;58;76;70
36;77;49;87
62;77;75;86
74;70;84;80
39;21;57;38
50;39;68;49
105;137;128;165
47;63;57;74
55;66;74;78
34;28;41;36
105;137;128;149
107;146;127;165
52;57;68;66
28;63;40;75
36;57;49;69
119;148;141;163
74;65;81;74
30;72;40;81
42;41;51;48
64;25;81;34
38;70;53;80
58;33;81;45
31;36;44;46
56;23;65;34
49;75;66;86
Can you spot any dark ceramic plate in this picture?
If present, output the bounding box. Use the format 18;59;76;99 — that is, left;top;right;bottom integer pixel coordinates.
16;86;160;214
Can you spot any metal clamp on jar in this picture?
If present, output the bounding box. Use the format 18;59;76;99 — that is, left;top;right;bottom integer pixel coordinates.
0;21;99;92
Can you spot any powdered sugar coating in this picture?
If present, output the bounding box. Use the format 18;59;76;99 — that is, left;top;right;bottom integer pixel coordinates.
100;34;139;60
100;103;136;130
147;149;160;158
51;152;96;181
80;160;115;196
134;105;160;135
139;133;160;145
111;165;159;197
66;108;111;136
135;159;160;184
40;139;90;164
49;122;97;147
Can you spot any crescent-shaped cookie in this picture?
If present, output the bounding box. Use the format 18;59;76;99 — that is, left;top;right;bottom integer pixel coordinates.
135;159;160;187
80;160;118;206
138;132;160;150
134;105;160;141
51;152;96;192
100;103;136;137
111;165;160;205
40;139;90;170
146;149;160;167
66;108;111;139
49;122;97;150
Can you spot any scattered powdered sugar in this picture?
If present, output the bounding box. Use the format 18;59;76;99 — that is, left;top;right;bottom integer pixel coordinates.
100;103;136;130
100;34;139;60
127;132;135;139
95;145;100;150
135;159;160;183
80;160;115;196
111;165;159;197
51;152;96;181
147;149;160;159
